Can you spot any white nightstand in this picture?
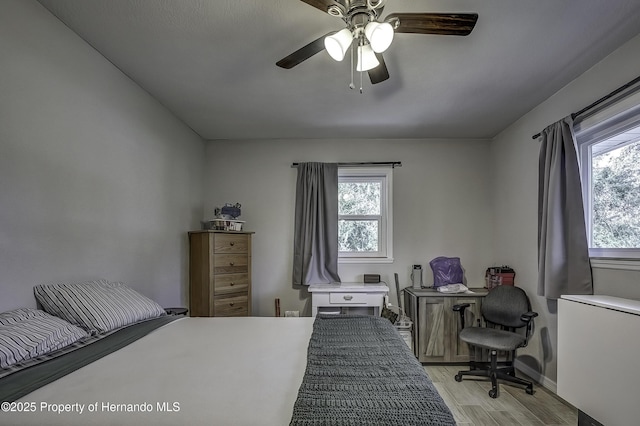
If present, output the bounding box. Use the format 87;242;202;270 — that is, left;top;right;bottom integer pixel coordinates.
308;282;389;317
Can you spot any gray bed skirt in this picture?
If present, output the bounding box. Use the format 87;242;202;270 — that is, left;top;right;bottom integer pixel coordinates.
289;315;456;426
0;315;177;403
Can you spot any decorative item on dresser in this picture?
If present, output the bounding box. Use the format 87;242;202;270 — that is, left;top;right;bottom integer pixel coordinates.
188;230;254;317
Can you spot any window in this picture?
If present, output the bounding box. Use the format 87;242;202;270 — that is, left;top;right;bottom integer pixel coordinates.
576;83;640;258
338;167;393;263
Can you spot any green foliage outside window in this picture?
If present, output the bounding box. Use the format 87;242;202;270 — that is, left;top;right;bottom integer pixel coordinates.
338;182;380;215
338;181;381;252
592;140;640;248
338;220;378;252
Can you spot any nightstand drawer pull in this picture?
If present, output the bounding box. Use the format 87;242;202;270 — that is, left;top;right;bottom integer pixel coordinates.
229;303;235;306
230;282;235;286
230;242;235;246
229;262;235;266
343;295;353;301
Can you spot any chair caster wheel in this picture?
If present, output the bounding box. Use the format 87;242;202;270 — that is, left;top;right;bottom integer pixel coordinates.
488;389;498;398
454;374;462;382
526;387;534;395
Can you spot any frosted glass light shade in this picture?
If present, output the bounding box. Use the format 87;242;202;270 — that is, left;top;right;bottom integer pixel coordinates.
324;28;353;61
364;21;394;53
356;44;380;71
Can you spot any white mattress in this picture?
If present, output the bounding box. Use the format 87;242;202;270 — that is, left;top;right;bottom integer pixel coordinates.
6;317;315;426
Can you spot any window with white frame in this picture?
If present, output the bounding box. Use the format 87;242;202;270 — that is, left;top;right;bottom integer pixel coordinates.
575;83;640;258
338;167;393;263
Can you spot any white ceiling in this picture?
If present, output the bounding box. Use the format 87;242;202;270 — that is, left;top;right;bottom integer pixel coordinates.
37;0;640;141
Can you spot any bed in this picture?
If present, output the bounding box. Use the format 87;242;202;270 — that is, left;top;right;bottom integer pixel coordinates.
1;281;455;425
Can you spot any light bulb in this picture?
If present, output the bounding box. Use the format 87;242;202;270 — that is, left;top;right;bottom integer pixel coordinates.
324;28;353;61
356;44;380;72
364;21;394;53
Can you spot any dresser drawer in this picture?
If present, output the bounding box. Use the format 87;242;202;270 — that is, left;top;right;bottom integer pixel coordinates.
214;254;248;274
214;234;248;254
329;292;369;305
214;294;248;316
214;273;249;295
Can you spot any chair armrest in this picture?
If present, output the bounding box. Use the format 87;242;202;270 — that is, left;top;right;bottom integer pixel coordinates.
453;303;471;329
520;311;538;347
453;303;471;312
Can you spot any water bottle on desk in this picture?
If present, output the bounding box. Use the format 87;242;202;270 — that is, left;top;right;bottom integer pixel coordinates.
411;265;423;289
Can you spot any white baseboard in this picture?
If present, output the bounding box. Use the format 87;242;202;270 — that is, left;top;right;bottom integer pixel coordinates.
514;359;557;394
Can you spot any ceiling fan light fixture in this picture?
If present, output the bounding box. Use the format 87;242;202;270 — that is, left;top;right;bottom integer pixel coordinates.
356;44;379;72
324;28;353;61
364;21;394;53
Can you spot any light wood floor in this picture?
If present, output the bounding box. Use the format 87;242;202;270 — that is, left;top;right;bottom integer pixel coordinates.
424;365;577;426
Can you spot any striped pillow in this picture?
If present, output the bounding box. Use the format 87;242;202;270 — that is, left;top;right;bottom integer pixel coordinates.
34;280;166;335
0;308;89;369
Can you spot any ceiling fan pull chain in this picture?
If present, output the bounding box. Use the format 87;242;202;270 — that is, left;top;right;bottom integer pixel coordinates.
357;34;363;94
349;39;355;90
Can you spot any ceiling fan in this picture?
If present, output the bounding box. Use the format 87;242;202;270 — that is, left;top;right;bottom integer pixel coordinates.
276;0;478;87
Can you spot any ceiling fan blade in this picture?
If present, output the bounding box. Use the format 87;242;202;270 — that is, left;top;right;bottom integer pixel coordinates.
276;34;330;69
368;54;389;85
385;13;478;36
299;0;344;15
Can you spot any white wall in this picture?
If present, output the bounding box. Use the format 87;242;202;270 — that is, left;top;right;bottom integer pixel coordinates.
491;33;640;390
204;138;493;316
6;0;639;397
0;0;205;311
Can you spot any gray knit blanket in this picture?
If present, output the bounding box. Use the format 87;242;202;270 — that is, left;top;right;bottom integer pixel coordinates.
289;315;456;426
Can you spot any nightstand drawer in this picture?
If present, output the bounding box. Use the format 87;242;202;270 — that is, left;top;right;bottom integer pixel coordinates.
329;292;369;305
214;273;249;295
214;294;248;316
214;254;248;274
214;234;248;254
309;283;388;317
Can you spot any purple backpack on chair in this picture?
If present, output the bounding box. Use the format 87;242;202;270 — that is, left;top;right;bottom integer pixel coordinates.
429;256;464;287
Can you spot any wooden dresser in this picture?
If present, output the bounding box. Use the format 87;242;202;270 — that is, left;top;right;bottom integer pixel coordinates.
188;230;253;317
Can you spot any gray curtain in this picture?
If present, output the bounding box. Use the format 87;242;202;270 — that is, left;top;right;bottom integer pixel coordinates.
537;116;593;299
293;162;341;285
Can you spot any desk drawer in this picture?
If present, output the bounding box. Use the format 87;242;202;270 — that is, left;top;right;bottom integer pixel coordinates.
329;292;369;305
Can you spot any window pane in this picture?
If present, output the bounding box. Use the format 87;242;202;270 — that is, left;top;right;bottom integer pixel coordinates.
338;220;379;252
338;182;381;215
591;137;640;248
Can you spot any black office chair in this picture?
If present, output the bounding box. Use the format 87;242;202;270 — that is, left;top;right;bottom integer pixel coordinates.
453;285;538;398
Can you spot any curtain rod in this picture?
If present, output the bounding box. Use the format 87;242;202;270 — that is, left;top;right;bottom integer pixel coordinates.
531;74;640;140
291;161;402;168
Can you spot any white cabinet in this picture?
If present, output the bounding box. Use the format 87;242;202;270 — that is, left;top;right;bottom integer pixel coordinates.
558;295;640;426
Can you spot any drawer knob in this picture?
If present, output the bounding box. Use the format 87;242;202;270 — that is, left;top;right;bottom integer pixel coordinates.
230;282;235;286
229;262;235;266
230;242;235;246
344;295;353;301
229;303;235;306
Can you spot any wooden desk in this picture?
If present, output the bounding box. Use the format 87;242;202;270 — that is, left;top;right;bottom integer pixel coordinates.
404;287;488;363
308;282;389;317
